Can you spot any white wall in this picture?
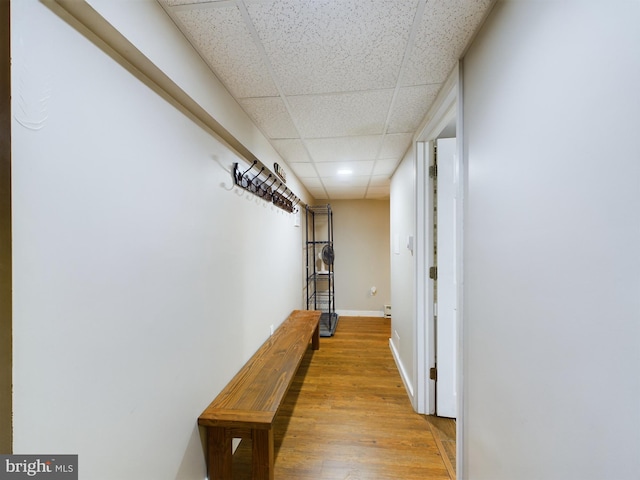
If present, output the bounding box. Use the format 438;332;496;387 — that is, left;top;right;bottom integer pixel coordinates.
389;146;416;399
462;1;640;479
12;1;306;479
330;200;390;316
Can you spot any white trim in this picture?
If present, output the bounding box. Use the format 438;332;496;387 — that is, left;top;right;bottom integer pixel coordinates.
389;339;414;400
425;141;436;415
414;140;430;414
413;65;460;416
336;309;384;317
455;60;466;480
415;66;459;143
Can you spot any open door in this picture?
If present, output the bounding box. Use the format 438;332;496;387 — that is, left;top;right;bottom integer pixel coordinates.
434;137;457;418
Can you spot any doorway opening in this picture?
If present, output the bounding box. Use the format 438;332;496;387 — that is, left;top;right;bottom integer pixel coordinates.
414;63;463;477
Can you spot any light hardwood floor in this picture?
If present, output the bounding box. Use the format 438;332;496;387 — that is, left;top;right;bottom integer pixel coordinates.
232;316;456;479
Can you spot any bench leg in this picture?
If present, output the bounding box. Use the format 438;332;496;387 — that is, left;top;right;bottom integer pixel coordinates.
312;321;320;350
207;427;233;479
251;428;274;480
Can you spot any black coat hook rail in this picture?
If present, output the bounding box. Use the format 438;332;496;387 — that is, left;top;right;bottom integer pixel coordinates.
233;161;300;213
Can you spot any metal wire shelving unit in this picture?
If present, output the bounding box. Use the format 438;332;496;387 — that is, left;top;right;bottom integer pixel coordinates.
305;204;338;336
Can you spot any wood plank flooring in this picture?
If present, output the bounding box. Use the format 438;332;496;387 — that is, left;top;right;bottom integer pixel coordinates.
231;316;456;479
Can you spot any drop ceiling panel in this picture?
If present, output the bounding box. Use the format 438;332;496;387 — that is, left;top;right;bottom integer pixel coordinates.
287;90;393;138
323;176;371;188
366;186;391;199
369;175;392;187
288;162;318;178
163;0;223;6
174;5;278;98
159;0;496;200
307;187;328;199
314;161;375;177
270;139;312;163
387;84;442;134
401;0;494;86
324;186;368;199
238;97;298;138
300;177;324;189
245;0;419;96
379;133;414;159
305;136;382;163
373;159;401;176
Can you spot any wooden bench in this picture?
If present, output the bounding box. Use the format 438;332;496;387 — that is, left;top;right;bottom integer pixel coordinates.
198;309;321;480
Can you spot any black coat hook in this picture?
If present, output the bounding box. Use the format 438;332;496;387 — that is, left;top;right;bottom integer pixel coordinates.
236;161;258;188
241;160;258;176
273;181;286;196
249;167;265;193
231;160;300;213
262;175;279;200
265;175;278;190
256;174;272;197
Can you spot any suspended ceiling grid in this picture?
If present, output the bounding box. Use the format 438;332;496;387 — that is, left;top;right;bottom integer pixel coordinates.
159;0;494;200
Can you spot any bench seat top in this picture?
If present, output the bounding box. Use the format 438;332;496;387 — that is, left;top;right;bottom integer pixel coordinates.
198;310;321;430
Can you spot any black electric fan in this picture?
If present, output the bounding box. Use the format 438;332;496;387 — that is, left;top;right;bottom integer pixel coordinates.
321;244;334;267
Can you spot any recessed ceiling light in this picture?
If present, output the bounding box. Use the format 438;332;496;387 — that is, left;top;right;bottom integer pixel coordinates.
337;169;353;175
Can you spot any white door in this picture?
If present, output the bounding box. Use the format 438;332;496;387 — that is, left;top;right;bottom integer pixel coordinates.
435;137;457;418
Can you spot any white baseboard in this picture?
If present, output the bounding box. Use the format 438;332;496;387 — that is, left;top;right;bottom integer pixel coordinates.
336;309;384;317
389;338;414;401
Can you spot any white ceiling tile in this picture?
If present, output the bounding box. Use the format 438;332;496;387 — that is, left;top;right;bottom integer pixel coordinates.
299;177;324;188
387;84;442;134
366;186;391;199
307;187;328;200
163;0;495;200
288;162;318;178
373;159;400;176
401;0;494;86
305;135;382;163
287;90;393;138
314;161;374;177
238;97;298;138
271;139;312;163
162;0;229;7
401;46;452;87
323;176;370;188
174;5;278;98
379;133;413;159
246;0;418;95
368;175;392;187
325;186;367;200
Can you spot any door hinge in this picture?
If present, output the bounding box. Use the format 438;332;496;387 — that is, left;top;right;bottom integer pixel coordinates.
429;266;437;280
429;367;437;381
429;165;438;178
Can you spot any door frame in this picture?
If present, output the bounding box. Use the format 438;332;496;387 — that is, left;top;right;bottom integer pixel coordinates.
414;63;464;443
414;65;462;416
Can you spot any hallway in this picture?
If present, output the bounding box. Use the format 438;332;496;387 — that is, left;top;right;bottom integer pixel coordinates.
231;316;456;479
7;2;640;478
